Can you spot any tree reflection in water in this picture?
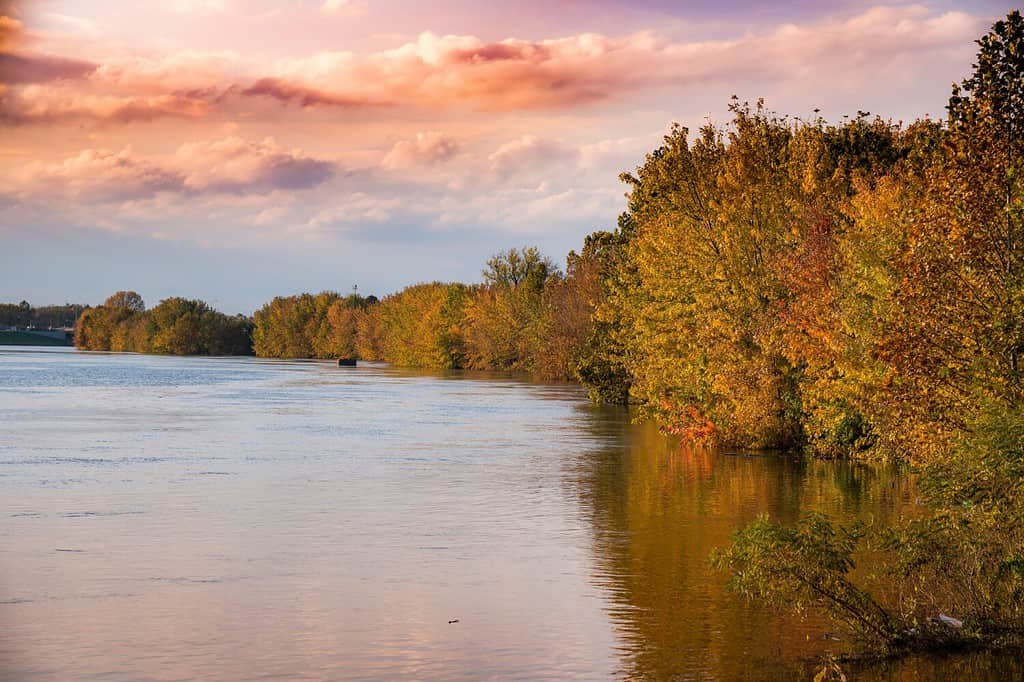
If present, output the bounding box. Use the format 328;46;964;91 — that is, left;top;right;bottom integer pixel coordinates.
563;406;976;679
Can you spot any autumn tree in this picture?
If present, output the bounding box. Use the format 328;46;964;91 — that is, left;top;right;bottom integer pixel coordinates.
599;110;806;448
320;294;374;359
835;10;1024;462
73;292;252;355
532;231;624;382
74;293;145;350
718;13;1024;656
253;292;334;358
575;222;636;403
368;283;470;369
104;291;146;313
464;246;559;372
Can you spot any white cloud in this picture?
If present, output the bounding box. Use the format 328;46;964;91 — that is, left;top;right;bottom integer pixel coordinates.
382;131;458;169
488;135;576;177
306;193;400;231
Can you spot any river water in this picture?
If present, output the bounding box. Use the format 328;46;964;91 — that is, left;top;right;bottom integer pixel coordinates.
0;347;1019;680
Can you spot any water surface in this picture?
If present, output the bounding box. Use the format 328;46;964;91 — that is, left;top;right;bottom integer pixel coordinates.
0;348;1019;680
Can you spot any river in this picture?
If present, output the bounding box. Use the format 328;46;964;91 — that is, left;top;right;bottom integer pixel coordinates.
0;347;1019;680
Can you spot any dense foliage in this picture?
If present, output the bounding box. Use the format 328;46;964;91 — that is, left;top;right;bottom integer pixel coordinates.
247;246;600;378
252;291;376;359
710;11;1024;658
560;11;1024;464
74;291;253;355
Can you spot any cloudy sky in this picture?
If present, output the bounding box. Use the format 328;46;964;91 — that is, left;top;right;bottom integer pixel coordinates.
0;0;1016;313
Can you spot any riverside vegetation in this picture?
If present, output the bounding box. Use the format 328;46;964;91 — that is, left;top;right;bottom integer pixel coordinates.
74;291;253;356
57;11;1024;665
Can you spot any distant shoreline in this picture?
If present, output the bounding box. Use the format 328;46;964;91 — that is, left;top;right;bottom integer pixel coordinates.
0;330;74;346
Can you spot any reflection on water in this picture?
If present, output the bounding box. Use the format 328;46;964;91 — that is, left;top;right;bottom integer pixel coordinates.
567;408;914;679
0;348;1018;680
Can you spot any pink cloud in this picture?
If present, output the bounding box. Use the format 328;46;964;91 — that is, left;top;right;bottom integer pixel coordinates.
488;135;574;177
0;87;211;125
240;77;380;109
320;0;363;16
264;9;982;111
0;38;237;124
382;131;458;169
0;13;24;45
13;136;334;202
0;13;96;85
16;147;185;202
176;136;334;193
90;51;239;91
268;31;633;110
0;52;96;84
0;5;985;127
163;0;228;15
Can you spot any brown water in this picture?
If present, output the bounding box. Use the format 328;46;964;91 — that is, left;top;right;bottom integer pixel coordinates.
0;347;1019;680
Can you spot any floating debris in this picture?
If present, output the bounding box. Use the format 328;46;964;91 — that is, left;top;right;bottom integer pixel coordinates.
937;614;963;629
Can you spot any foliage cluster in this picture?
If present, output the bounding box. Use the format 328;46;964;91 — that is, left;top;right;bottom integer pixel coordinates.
573;11;1024;462
709;11;1024;656
248;246;608;379
712;403;1024;654
251;291;376;359
74;291;253;355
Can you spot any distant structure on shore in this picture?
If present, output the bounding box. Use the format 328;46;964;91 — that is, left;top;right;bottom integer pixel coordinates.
0;327;74;346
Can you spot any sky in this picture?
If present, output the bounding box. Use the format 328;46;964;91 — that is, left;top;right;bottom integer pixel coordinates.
0;0;1018;313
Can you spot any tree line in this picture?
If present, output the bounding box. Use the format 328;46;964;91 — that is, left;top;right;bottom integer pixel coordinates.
0;301;85;328
74;292;253;355
246;245;604;382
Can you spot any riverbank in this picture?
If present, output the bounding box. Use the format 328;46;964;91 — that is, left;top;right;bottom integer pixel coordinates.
0;330;73;346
